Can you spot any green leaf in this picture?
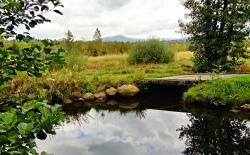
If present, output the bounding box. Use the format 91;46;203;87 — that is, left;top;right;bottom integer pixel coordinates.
0;2;6;7
0;110;17;126
17;123;34;135
0;28;4;34
53;10;63;15
7;134;17;144
16;34;25;41
41;5;49;11
22;100;42;113
0;124;6;133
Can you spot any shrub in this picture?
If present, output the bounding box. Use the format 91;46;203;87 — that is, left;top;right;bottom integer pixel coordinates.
128;39;175;64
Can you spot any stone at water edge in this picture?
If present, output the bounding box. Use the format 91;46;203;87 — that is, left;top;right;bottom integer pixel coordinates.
78;98;85;103
230;109;240;113
94;92;108;102
97;85;106;92
105;87;118;96
63;98;73;104
240;104;250;111
118;85;140;97
72;91;82;98
83;93;95;100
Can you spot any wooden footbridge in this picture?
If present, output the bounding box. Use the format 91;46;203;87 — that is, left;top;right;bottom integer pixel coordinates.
146;74;245;86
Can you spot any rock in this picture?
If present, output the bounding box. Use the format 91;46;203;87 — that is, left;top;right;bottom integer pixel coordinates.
63;98;73;104
118;85;140;97
119;102;139;110
240;104;250;111
83;93;95;100
106;100;118;106
78;98;85;103
94;92;107;102
72;91;82;98
230;109;240;113
105;87;118;96
97;85;106;92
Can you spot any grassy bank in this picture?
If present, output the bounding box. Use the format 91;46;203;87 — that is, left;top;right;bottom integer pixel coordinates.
2;39;250;104
183;74;250;107
2;51;193;102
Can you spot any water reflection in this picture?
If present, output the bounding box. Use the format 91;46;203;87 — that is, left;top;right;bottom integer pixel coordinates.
37;108;188;155
178;113;250;155
36;100;250;155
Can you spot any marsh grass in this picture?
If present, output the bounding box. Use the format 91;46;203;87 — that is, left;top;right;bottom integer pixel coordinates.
63;48;87;70
7;52;193;101
6;47;250;103
59;40;189;56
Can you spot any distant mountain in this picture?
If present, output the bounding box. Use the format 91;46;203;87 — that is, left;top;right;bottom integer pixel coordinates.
102;35;187;43
102;35;141;42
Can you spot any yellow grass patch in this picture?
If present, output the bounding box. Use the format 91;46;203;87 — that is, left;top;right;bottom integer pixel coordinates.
175;51;193;61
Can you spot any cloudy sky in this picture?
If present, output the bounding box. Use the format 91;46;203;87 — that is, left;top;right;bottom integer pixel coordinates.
30;0;186;40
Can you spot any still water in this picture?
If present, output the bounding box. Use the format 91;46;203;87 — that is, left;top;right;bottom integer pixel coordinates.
36;94;250;155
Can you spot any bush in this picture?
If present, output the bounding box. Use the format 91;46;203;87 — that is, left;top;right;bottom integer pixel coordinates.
128;39;175;64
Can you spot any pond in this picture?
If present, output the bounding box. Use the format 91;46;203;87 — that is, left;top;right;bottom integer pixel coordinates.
36;94;250;155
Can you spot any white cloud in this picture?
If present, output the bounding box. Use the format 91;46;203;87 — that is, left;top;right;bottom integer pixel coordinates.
30;0;185;40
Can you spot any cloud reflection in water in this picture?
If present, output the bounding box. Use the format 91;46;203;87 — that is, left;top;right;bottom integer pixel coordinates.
36;109;189;155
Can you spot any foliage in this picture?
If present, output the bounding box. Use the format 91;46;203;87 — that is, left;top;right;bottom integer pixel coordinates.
180;0;250;72
0;0;63;38
128;39;175;64
0;99;64;155
183;75;250;106
63;30;74;52
0;39;65;85
0;0;65;85
0;0;65;154
93;28;102;42
65;30;74;42
247;40;250;48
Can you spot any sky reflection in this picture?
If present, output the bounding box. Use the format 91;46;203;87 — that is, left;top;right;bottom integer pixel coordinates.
36;109;189;155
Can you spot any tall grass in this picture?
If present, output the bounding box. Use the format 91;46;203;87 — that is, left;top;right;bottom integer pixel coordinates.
169;43;189;52
57;40;189;56
2;39;189;56
63;48;87;70
59;40;135;56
